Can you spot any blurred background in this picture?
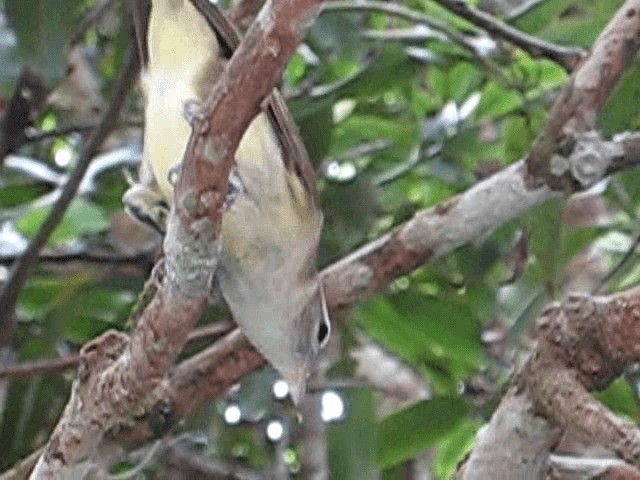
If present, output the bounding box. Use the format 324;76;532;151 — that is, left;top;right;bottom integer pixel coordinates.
0;0;639;478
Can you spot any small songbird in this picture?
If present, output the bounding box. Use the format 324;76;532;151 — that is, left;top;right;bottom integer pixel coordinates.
125;0;330;404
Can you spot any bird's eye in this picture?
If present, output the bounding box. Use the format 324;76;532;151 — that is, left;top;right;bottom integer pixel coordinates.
315;284;331;349
316;316;330;348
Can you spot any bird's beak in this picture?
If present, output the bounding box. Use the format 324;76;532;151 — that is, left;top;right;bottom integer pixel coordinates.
286;366;308;406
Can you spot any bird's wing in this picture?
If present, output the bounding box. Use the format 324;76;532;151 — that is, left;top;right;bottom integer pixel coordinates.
128;0;151;68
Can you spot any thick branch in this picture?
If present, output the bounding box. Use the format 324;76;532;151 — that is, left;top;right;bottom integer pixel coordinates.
526;0;640;187
103;330;265;451
457;5;640;471
230;0;265;30
30;284;208;478
462;288;640;478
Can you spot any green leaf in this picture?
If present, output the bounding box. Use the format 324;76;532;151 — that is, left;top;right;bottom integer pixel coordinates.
434;420;479;479
503;115;537;161
598;62;640;136
594;379;640;422
5;0;79;82
393;293;483;370
475;82;522;120
513;0;625;48
0;376;66;468
533;59;569;91
336;114;419;150
18;274;91;320
358;293;484;392
377;397;471;469
428;63;482;104
341;45;417;99
321;176;379;255
522;199;564;289
285;52;308;86
547;3;623;48
18;279;64;319
512;0;573;32
16;197;109;245
295;102;334;163
0;182;51;209
329;389;377;479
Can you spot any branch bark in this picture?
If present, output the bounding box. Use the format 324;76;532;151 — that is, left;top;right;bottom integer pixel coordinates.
526;0;640;187
460;288;640;479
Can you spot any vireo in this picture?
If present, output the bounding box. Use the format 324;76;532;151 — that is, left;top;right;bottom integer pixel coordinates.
125;0;330;404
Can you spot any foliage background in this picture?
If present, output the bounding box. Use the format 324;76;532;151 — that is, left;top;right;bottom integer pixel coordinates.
0;0;639;478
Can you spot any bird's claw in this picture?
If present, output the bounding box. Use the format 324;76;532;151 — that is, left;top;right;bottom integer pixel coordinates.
183;99;209;134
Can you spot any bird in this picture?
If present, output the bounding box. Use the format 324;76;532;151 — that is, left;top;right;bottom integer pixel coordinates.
125;0;330;404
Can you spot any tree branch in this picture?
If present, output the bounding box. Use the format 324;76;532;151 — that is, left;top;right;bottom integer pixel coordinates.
98;0;640;440
322;0;508;81
0;321;233;380
526;0;640;187
461;288;640;478
0;250;152;266
431;0;585;71
164;443;265;480
230;0;266;31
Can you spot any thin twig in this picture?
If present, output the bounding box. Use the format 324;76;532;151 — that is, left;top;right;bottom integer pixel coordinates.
186;320;235;343
0;47;139;344
0;250;152;266
308;377;417;399
320;139;390;178
592;231;640;294
361;27;441;42
322;0;511;84
430;0;585;71
0;354;81;380
373;143;441;186
0;321;234;380
286;54;375;100
24;120;142;143
24;124;98;142
105;440;163;480
164;444;265;480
